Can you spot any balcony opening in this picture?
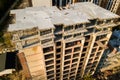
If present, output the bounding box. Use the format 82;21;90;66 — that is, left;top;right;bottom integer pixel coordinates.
87;28;93;33
84;42;89;46
65;49;72;55
63;70;69;74
56;73;60;77
90;53;94;57
64;35;72;39
96;34;107;40
56;77;60;80
106;19;111;23
66;42;74;48
55;34;62;41
65;55;71;60
78;66;82;70
71;68;76;72
77;69;81;73
63;78;68;80
79;62;83;66
80;58;84;62
45;53;54;59
101;41;106;44
47;70;54;75
56;54;61;58
72;63;77;68
76;73;81;78
56;65;60;68
70;72;75;76
47;75;54;79
56;48;61;53
96;52;101;56
43;46;53;53
95;57;99;60
93;43;98;47
97;20;103;25
70;76;75;79
63;74;68;77
73;53;79;58
56;42;61;46
89;58;93;62
63;74;68;78
98;47;102;51
90;19;96;25
45;60;54;65
92;48;96;53
74;47;81;52
75;24;83;29
86;35;90;39
64;25;73;31
64;61;70;65
87;63;92;66
40;29;52;36
56;69;60;72
83;48;87;52
64;66;70;70
54;25;63;33
41;38;52;44
74;33;81;37
56;60;60;64
46;65;54;70
72;58;78;63
86;22;93;27
81;53;85;57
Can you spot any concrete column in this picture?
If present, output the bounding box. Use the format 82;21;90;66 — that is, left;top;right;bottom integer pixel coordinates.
60;0;62;7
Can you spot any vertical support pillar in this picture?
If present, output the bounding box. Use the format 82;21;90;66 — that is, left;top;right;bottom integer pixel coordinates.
98;0;102;6
81;34;96;77
60;0;62;7
111;0;120;13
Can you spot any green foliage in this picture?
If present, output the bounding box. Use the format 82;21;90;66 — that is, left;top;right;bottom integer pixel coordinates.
0;31;4;43
3;33;12;47
83;74;95;80
0;71;25;80
0;37;4;43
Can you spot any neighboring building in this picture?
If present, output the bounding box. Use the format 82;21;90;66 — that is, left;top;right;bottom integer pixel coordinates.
110;30;120;52
8;2;120;80
96;30;120;73
27;0;120;14
101;52;120;73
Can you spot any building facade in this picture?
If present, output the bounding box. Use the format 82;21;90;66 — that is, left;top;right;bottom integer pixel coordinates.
8;2;120;80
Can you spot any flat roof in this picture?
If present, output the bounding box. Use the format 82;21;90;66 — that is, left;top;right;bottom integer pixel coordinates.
71;2;119;20
8;2;120;31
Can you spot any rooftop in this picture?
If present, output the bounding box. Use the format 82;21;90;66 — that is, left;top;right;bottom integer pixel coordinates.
8;2;119;31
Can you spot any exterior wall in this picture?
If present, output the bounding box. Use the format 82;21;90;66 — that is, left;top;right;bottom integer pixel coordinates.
17;46;47;80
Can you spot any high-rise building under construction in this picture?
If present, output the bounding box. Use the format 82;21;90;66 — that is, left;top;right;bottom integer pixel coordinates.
8;2;120;80
29;0;120;14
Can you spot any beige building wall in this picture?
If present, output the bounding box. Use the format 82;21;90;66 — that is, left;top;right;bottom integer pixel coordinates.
31;0;52;7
